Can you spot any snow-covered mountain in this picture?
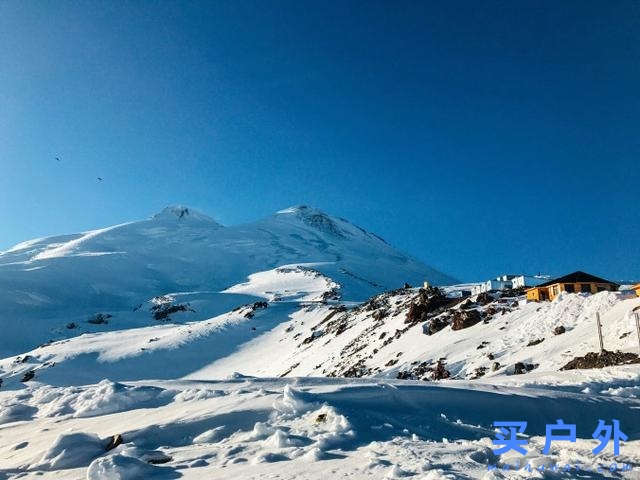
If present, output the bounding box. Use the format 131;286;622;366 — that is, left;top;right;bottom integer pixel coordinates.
1;269;640;479
0;205;455;356
3;206;640;479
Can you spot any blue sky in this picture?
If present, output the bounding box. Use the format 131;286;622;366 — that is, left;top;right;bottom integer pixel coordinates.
1;1;638;282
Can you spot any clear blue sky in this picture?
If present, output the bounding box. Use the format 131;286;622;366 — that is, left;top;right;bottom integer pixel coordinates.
1;1;638;282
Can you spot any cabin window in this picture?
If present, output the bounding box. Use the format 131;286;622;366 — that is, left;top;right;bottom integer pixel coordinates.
581;284;591;293
564;284;575;293
597;285;607;292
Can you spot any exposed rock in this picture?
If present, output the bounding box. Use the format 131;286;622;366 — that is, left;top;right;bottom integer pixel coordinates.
554;326;566;335
492;362;501;371
21;370;35;382
526;338;545;347
404;287;454;325
423;315;450;335
475;292;494;305
105;434;123;451
514;362;537;375
252;301;268;309
87;313;112;324
471;366;487;379
432;359;451;380
560;350;640;371
451;309;482;331
153;304;193;321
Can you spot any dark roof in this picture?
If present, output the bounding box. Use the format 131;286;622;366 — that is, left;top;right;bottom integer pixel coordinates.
532;271;619;289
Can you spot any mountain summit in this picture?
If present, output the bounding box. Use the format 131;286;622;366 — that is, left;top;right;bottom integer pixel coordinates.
0;205;456;355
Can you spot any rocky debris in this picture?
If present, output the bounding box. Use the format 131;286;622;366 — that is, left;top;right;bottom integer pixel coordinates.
475;292;495;305
149;296;195;321
526;338;545;347
340;359;372;378
477;341;489;350
315;413;327;424
432;359;451;380
554;326;566;335
321;287;341;301
620;332;631;339
423;314;450;335
302;330;323;345
403;282;412;289
14;355;32;364
252;301;268;309
279;362;300;377
396;361;432;380
451;309;482;331
21;370;35;382
396;359;450;381
513;362;537;375
499;287;526;298
471;366;487;379
151;303;194;321
487;353;495;360
87;313;112;324
492;362;501;371
105;434;123;451
560;350;640;371
0;378;3;389
404;287;455;325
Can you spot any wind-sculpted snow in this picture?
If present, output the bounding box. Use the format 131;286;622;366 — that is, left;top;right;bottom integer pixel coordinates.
0;378;638;479
0;205;455;357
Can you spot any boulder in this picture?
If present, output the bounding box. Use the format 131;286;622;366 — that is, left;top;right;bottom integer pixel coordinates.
451;309;482;330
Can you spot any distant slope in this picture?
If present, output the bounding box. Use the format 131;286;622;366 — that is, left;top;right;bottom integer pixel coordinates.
0;205;455;356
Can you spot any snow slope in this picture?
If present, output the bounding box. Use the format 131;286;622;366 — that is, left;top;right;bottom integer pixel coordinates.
1;377;639;479
0;205;455;356
1;267;640;478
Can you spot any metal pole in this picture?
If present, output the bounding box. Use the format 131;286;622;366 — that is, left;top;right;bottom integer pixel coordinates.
596;312;604;354
634;312;640;357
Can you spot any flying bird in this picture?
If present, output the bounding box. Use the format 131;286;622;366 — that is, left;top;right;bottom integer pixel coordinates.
97;177;103;182
55;156;61;162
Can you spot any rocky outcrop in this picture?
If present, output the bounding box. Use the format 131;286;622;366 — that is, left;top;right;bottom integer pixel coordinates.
451;309;482;330
560;350;640;371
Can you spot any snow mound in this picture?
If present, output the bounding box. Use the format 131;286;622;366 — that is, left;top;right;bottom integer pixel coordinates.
35;431;105;470
87;454;179;479
224;264;340;302
0;380;172;419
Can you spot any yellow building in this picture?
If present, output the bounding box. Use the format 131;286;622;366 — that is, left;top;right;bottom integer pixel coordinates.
525;271;619;302
631;283;640;297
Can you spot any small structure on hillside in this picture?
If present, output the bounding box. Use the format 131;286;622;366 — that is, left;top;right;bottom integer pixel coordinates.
471;275;517;295
511;274;550;289
525;271;619;302
631;283;640;297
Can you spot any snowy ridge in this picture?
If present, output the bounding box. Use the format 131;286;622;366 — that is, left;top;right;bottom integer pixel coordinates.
0;205;455;357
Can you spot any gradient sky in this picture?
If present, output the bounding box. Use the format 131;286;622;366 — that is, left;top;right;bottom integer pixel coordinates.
1;1;639;282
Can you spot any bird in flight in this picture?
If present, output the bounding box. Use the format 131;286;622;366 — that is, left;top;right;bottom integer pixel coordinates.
55;156;61;162
97;177;103;182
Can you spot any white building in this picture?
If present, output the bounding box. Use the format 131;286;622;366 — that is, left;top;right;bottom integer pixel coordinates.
471;275;517;295
511;275;550;289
